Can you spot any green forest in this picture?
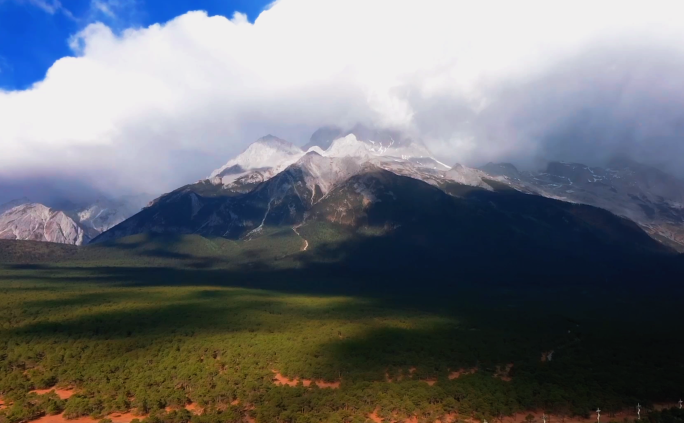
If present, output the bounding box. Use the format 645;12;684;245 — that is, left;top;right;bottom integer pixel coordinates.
0;234;683;423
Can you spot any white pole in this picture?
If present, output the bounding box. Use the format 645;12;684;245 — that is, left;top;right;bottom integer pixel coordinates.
637;403;641;420
597;408;601;423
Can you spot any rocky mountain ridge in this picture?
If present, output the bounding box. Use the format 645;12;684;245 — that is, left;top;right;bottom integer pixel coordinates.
9;125;684;252
92;128;671;259
480;159;684;250
0;194;150;245
0;203;88;245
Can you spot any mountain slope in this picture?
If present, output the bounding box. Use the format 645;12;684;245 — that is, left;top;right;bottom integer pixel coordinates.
0;195;149;246
209;135;305;191
94;152;362;242
95;159;670;260
0;203;88;245
76;195;151;233
94;128;673;263
480;159;684;250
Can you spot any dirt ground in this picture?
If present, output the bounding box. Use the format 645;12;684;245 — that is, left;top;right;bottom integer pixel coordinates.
30;389;75;400
271;370;341;389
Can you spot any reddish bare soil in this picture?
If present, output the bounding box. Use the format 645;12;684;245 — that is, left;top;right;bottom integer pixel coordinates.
108;413;145;423
30;389;75;400
385;367;415;383
369;410;384;423
368;412;424;423
271;370;340;389
31;412;142;423
494;363;514;382
184;403;201;413
385;367;439;385
448;367;478;379
28;404;214;423
165;403;203;414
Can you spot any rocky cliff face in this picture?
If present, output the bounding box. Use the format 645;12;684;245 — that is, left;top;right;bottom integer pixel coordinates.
0;194;149;246
0;203;88;245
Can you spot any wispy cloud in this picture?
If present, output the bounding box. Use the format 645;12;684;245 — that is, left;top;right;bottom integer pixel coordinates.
90;0;117;18
14;0;138;27
85;0;140;28
25;0;76;20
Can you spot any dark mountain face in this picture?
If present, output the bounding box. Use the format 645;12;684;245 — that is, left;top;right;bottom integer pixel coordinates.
480;160;684;250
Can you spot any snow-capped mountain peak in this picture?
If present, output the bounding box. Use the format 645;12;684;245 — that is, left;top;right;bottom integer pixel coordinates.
291;151;365;197
209;129;457;195
323;134;375;159
211;135;303;179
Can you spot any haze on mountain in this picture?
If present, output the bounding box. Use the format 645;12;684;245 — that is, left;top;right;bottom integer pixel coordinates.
2;0;684;204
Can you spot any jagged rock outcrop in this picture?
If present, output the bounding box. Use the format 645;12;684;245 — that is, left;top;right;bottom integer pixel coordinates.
0;203;88;245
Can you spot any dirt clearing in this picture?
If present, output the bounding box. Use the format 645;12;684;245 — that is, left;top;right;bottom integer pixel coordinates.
30;389;75;400
272;370;340;389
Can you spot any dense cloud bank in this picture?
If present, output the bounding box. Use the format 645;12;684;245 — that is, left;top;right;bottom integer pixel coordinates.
2;0;684;202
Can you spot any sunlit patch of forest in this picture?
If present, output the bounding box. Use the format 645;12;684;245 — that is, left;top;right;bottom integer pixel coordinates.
0;235;683;423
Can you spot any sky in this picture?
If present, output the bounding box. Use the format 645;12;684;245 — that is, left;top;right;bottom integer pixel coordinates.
1;0;684;205
0;0;272;89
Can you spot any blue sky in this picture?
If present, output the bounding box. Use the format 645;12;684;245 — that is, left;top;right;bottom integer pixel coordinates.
0;0;272;89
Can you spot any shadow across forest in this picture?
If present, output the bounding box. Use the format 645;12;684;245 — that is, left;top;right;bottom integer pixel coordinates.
2;230;684;420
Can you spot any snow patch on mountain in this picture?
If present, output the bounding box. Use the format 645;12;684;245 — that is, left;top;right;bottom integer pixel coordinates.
446;164;498;189
323;134;376;159
295;152;364;197
209;131;473;199
210;135;303;183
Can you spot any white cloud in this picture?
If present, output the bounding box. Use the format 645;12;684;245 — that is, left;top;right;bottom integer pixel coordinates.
2;0;684;199
91;0;116;18
27;0;60;14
